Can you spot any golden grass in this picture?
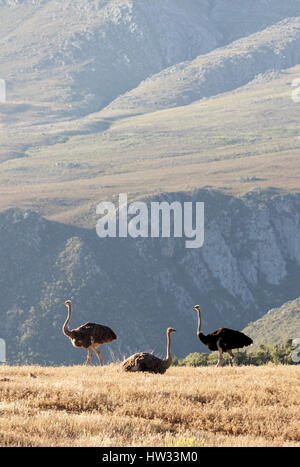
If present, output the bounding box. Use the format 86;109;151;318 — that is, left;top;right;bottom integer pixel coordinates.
0;365;299;447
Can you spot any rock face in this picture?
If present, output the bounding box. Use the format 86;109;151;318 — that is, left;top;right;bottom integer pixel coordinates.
0;189;299;364
1;0;300;120
103;17;300;116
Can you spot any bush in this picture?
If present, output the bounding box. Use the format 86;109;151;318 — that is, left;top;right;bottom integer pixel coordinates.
173;339;297;366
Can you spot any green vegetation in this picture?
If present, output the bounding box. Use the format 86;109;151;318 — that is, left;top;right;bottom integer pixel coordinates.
173;339;299;366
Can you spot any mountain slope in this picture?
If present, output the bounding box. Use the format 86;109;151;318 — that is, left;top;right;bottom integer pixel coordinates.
1;0;300;122
0;0;221;122
1;62;300;226
101;17;300;117
1;1;300;224
0;1;300;368
0;189;299;364
243;298;300;347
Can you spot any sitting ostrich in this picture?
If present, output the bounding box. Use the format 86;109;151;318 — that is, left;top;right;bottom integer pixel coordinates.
192;305;253;366
122;327;176;374
62;300;117;366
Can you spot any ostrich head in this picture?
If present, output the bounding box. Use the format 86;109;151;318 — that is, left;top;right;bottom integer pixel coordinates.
64;300;72;307
167;327;176;334
192;305;201;311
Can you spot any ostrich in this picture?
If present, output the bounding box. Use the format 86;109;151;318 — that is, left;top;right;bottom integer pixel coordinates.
192;305;253;366
122;327;176;374
62;300;117;366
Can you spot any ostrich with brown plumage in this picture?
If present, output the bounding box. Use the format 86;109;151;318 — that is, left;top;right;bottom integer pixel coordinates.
62;300;117;366
192;305;253;366
122;327;176;374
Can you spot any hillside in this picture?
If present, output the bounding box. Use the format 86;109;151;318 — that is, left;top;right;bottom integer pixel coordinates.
1;63;300;226
1;1;300;225
243;297;300;347
2;0;300;121
0;189;299;365
101;17;300;117
1;1;300;366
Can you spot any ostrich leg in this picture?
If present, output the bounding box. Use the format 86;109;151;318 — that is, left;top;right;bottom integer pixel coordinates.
93;346;104;366
228;350;236;366
86;347;93;366
216;340;223;367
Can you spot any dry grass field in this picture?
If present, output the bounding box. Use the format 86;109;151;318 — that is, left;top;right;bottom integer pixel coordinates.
0;364;299;447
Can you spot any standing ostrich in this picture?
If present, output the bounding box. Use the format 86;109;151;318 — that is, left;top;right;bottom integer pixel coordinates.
62;300;117;366
192;305;253;366
122;327;176;374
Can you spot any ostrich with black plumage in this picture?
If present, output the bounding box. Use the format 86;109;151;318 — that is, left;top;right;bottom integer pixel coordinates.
192;305;253;366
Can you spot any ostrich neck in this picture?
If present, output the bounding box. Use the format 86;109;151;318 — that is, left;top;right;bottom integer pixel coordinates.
164;332;172;367
197;309;203;336
63;304;72;337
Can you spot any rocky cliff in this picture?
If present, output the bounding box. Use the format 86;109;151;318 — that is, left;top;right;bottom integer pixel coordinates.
0;188;299;364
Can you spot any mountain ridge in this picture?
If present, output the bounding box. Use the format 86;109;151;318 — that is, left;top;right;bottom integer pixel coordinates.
1;188;299;364
100;17;300;118
2;0;300;122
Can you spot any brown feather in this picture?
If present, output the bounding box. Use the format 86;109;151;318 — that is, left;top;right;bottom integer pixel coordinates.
122;352;170;374
70;323;117;348
63;301;117;365
122;327;176;374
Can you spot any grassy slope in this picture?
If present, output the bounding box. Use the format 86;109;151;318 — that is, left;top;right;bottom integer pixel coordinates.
1;65;300;226
243;297;300;347
0;365;299;447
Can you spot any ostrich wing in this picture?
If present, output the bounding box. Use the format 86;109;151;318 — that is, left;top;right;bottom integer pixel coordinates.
122;352;166;374
208;328;253;350
73;323;117;347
